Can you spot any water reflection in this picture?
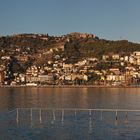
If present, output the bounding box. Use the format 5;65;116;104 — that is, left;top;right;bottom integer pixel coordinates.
1;87;140;139
89;114;92;134
0;87;140;112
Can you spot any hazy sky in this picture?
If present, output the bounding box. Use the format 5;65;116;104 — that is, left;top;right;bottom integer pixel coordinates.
0;0;140;43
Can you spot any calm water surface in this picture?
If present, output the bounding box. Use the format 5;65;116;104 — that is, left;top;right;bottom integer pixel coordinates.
0;87;140;140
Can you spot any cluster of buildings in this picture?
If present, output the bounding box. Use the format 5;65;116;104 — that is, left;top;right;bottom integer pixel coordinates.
1;50;140;86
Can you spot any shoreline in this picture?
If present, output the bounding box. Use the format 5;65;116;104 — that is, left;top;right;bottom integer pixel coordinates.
0;85;140;88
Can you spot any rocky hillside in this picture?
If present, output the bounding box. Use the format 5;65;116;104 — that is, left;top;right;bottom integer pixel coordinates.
0;32;140;65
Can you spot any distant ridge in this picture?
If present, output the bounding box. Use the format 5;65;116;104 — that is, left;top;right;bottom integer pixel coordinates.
0;32;140;62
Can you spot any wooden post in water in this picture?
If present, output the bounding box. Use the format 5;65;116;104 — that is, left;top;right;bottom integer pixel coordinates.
89;109;92;133
100;110;103;121
61;110;64;124
125;111;128;124
30;108;33;127
115;110;118;120
53;110;56;121
115;110;118;126
75;109;77;118
89;110;92;117
16;108;19;125
89;115;92;133
39;109;42;123
92;110;95;120
30;108;32;121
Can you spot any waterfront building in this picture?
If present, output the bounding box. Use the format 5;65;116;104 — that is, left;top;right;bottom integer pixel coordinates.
106;74;125;82
38;74;54;83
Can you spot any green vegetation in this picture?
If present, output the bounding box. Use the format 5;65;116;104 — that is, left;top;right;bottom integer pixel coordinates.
64;38;140;61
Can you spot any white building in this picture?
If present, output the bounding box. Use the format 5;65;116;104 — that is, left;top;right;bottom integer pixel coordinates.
106;74;125;82
102;55;109;61
112;54;120;60
129;56;136;64
133;51;140;56
124;56;129;61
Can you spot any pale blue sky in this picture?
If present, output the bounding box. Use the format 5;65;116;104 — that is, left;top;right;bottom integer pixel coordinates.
0;0;140;43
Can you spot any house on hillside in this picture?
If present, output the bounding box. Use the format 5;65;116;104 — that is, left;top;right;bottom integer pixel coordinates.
102;55;109;61
112;54;120;60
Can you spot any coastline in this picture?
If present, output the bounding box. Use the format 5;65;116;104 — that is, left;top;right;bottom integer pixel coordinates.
0;85;140;88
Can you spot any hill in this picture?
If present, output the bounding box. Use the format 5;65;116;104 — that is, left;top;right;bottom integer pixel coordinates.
0;32;140;65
